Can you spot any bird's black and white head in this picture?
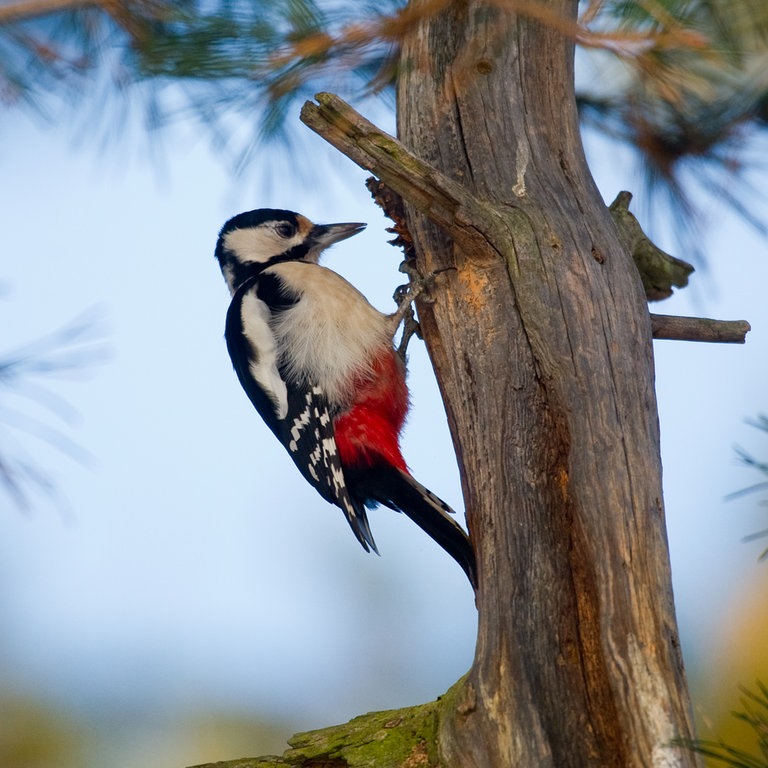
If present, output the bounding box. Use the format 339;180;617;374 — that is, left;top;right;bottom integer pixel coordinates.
214;208;366;294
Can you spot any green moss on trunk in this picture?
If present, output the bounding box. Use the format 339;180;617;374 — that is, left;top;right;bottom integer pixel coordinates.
190;689;455;768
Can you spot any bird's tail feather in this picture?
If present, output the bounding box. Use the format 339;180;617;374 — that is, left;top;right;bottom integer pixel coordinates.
355;465;477;589
342;496;379;555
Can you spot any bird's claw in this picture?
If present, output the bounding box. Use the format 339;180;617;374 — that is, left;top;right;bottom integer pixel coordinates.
391;265;454;360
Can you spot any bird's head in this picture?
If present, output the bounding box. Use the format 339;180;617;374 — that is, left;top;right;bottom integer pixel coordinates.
214;208;366;294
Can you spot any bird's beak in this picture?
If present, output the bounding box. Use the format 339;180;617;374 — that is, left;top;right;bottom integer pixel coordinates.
310;221;367;250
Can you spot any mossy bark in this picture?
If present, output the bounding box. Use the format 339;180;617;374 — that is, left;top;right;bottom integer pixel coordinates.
608;190;694;301
191;686;455;768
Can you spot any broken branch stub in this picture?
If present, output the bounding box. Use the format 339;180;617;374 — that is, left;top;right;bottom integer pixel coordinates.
609;190;694;301
650;314;750;343
302;94;751;347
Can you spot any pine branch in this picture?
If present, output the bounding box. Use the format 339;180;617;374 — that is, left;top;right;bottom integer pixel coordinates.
0;0;97;25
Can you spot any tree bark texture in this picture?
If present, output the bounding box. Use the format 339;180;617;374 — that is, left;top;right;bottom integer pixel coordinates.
395;1;699;766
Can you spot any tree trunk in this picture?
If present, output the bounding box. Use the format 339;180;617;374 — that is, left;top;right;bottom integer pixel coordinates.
396;1;699;765
210;0;705;764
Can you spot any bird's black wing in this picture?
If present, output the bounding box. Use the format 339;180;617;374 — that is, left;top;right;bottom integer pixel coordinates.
225;276;378;553
279;384;378;552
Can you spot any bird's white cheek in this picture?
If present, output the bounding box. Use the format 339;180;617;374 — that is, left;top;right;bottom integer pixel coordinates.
223;227;306;267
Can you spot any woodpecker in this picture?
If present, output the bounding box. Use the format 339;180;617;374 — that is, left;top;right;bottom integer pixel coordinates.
214;208;476;588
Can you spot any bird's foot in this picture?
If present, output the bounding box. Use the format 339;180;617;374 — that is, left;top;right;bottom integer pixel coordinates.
390;261;454;360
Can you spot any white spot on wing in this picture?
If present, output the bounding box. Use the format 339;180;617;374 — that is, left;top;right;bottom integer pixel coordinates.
287;388;347;509
288;396;313;451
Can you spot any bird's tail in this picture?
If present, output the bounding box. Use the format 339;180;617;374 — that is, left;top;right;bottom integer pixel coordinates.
354;465;477;589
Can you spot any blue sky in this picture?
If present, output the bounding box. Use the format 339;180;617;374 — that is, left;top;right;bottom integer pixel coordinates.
1;95;767;762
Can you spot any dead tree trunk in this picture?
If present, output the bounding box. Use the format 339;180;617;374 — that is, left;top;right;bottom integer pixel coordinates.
198;2;711;766
392;1;699;765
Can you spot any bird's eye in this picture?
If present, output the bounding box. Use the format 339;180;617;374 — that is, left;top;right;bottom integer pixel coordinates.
275;222;296;239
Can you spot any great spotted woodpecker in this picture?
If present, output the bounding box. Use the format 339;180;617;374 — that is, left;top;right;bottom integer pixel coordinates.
214;208;476;588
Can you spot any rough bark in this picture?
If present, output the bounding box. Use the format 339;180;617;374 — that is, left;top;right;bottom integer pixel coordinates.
392;1;700;765
299;81;697;764
202;1;713;766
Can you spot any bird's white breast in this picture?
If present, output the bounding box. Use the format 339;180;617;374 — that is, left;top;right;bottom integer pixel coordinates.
267;262;391;404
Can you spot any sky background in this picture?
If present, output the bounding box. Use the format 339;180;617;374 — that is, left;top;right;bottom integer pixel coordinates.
1;87;767;766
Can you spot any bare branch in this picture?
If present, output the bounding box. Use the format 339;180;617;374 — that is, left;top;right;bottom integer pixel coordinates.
650;314;751;343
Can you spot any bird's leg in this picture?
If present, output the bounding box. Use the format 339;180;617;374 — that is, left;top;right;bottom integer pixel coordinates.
394;302;422;363
391;260;453;361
